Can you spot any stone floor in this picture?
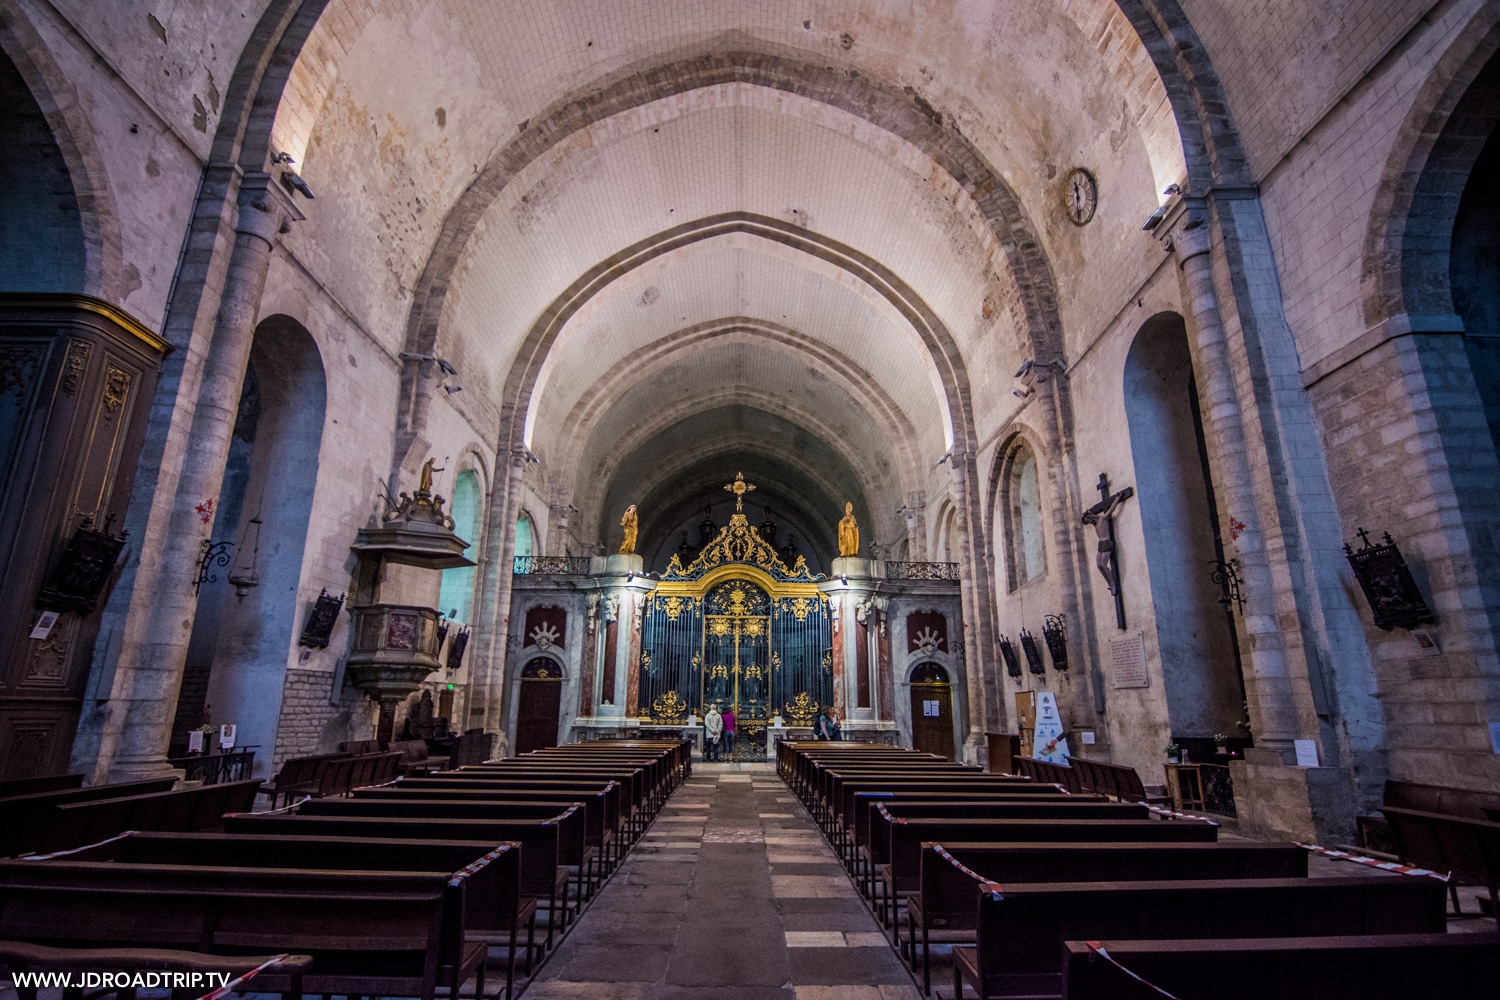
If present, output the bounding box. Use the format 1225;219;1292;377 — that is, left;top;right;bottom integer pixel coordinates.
522;762;920;1000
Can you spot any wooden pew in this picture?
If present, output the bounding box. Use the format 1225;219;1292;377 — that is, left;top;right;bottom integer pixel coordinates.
451;766;655;841
1068;758;1172;806
299;795;595;909
848;789;1079;886
1382;804;1500;921
0;859;490;1000
41;779;261;853
908;840;1307;994
835;780;1061;867
875;811;1219;928
1059;933;1500;1000
405;777;625;869
64;830;529;1000
953;875;1447;1000
1014;757;1084;793
0;777;177;858
810;764;987;830
258;751;345;808
224;809;575;954
0;774;83;798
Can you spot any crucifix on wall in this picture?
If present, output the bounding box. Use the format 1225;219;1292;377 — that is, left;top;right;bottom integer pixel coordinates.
1081;472;1134;629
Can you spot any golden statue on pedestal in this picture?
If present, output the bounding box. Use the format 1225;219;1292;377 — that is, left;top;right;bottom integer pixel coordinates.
838;501;859;557
619;504;639;555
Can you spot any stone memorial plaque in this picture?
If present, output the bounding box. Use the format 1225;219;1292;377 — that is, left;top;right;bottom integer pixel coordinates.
1110;632;1148;688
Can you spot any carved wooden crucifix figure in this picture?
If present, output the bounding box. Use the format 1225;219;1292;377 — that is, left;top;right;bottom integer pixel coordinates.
1081;472;1134;629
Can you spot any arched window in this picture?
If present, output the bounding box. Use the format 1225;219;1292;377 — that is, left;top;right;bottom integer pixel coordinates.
438;470;483;622
514;511;535;558
1004;443;1046;589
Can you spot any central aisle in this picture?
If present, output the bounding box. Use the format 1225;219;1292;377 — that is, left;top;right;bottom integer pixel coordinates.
524;763;920;1000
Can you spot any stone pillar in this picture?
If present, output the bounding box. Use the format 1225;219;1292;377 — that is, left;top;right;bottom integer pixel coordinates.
1162;204;1299;756
478;446;528;734
93;175;300;781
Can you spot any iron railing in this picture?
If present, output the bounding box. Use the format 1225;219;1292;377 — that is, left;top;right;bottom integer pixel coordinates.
885;561;960;580
513;555;591;575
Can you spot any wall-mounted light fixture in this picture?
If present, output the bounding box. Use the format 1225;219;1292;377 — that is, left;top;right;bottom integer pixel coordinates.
998;633;1022;678
1041;614;1069;671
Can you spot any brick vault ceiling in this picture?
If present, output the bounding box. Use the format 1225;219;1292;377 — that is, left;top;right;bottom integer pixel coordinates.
265;0;1190;531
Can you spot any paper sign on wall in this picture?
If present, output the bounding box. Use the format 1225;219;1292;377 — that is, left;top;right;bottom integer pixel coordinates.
1293;739;1319;768
29;611;59;640
219;724;236;750
1032;691;1070;763
923;700;941;717
187;730;204;753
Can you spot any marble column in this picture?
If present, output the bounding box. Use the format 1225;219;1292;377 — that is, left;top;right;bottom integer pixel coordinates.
95;174;300;781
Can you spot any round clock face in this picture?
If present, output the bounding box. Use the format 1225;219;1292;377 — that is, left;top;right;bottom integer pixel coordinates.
1065;168;1097;226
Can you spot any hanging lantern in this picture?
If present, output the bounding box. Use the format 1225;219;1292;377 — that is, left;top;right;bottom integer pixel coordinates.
227;516;262;599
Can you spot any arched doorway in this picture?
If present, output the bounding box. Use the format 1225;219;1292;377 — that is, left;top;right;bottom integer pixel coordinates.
1124;313;1246;741
514;657;564;754
909;662;955;760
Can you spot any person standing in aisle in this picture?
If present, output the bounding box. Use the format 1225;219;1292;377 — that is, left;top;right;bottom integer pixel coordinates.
704;702;724;762
722;705;736;760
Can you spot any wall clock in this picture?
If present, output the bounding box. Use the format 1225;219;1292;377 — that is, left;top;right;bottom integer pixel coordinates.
1065;168;1097;226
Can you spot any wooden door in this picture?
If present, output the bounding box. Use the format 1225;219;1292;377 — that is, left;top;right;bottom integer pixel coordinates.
514;657;564;754
909;662;955;759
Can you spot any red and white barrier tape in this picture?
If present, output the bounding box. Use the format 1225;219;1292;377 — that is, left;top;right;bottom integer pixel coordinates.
1296;842;1450;881
1142;802;1219;825
1085;942;1183;999
19;832;131;860
198;953;292;1000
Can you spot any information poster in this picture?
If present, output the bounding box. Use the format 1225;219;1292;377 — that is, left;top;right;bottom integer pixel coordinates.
1032;690;1070;763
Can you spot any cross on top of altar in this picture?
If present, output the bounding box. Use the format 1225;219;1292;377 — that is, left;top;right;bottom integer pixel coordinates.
724;471;756;511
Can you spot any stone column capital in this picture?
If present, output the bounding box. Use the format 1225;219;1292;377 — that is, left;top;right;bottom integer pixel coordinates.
1158;196;1213;264
235;172;304;247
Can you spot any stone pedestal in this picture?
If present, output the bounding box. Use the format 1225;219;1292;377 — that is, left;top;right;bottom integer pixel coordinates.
1229;759;1355;844
605;553;644;576
831;556;872;579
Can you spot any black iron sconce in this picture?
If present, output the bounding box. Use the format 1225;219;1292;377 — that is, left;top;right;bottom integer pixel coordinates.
1019;627;1045;674
298;589;345;648
448;625;471;670
1208;557;1244;615
194;538;234;595
1041;614;1069;671
998;633;1022;678
1345;528;1436;630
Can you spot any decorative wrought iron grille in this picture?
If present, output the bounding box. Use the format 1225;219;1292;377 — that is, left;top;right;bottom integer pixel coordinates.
513;555;592;575
885;561;960;580
638;576;832;731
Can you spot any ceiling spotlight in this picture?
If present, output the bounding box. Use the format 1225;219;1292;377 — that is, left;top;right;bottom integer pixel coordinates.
627;571;635;583
937;453;952;466
270;151;295;165
840;573;848;586
1013;359;1034;380
436;358;458;375
280;169;315;199
1142;204;1168;231
1163;183;1182;197
443;384;463;395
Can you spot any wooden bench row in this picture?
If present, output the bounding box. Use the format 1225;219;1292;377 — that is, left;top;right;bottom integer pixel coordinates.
0;776;178;858
0;738;689;1000
776;741;1500;1000
259;750;402;808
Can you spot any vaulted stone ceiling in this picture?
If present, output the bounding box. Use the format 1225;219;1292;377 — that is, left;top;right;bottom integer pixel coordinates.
264;0;1189;555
